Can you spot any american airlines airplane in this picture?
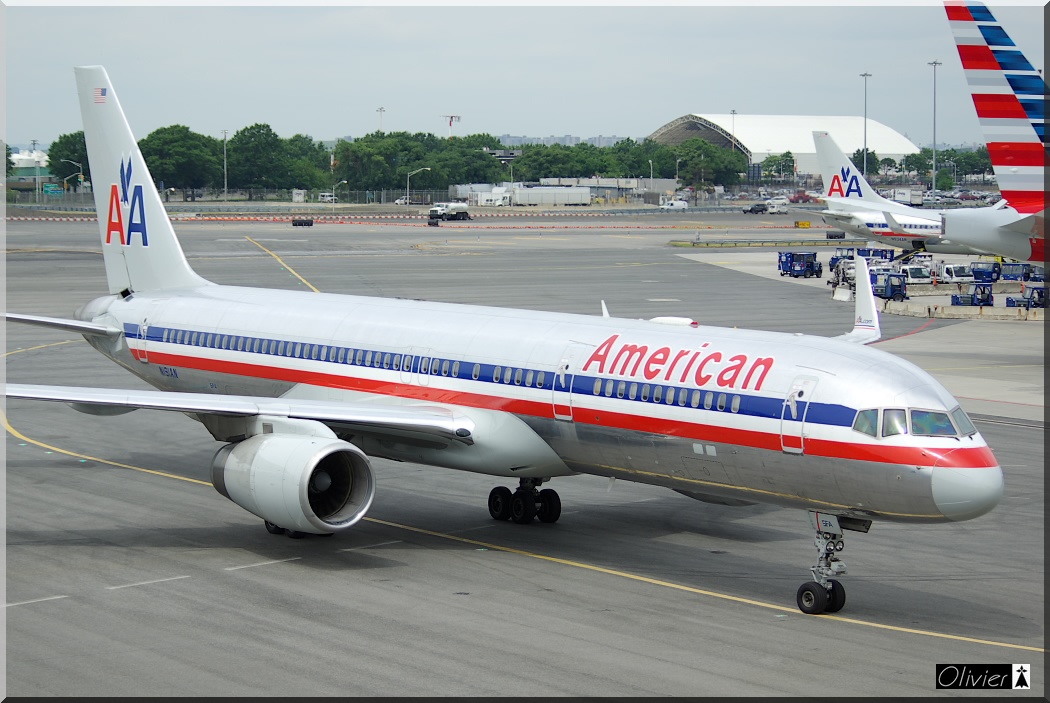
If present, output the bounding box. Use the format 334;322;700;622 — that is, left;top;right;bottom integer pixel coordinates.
939;0;1045;262
813;131;977;255
5;66;1004;616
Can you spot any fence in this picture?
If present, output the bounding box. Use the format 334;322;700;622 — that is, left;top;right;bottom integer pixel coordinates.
6;188;450;207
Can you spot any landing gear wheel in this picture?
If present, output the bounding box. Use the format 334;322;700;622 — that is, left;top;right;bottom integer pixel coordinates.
537;489;562;523
825;579;846;613
285;530;306;539
796;581;828;615
264;520;286;535
488;486;513;521
510;490;537;524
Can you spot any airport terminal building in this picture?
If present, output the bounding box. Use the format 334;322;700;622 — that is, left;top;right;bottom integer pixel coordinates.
648;114;919;177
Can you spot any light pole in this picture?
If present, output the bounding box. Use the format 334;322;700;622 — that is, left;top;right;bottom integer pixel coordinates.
61;159;83;192
860;72;871;177
376;107;385;132
221;129;228;203
31;139;40;203
332;179;346;210
648;159;653;192
675;157;682;183
729;110;736;151
929;60;941;193
406;167;430;204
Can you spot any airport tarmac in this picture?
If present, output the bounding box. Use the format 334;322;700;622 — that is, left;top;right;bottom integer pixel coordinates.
4;219;1044;696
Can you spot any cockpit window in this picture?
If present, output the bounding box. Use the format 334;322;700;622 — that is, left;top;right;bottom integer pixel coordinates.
950;406;977;436
882;408;908;437
852;409;879;437
910;409;957;436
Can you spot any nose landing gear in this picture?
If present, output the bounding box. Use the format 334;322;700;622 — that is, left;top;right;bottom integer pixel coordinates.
797;512;864;614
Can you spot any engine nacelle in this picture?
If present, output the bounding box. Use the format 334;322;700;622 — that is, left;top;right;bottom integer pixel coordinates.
211;434;376;534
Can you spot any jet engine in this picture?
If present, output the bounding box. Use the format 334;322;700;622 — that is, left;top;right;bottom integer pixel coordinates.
211;434;376;534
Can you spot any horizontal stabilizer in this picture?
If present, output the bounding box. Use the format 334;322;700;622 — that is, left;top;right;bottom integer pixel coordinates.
5;313;120;337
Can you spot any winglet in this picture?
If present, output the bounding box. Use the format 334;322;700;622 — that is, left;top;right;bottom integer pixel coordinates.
601;300;610;318
883;211;905;235
835;256;881;344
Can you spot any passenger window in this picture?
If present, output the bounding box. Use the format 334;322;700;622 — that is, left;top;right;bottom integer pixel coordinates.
365;351;373;366
690;390;701;408
503;367;513;383
278;341;286;356
321;346;329;361
237;337;244;351
911;410;957;436
677;390;687;406
703;392;713;410
441;360;450;376
665;387;675;405
852;409;879;437
525;370;534;387
629;383;638;400
472;363;480;380
493;366;501;382
514;368;523;385
452;361;460;377
717;393;726;411
314;346;323;361
207;334;214;347
603;380;614;397
536;371;545;388
393;355;401;371
252;338;260;353
731;395;741;413
641;384;650;402
355;349;364;365
653;385;663;403
419;357;429;373
882;408;908;436
338;348;346;363
377;353;385;368
617;381;626;399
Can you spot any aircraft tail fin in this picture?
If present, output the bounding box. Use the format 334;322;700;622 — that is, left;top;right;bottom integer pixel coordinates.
835;256;881;345
812;131;900;211
74;66;210;295
945;1;1045;215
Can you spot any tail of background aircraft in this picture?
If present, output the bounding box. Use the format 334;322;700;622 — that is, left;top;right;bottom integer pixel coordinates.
75;65;210;295
945;1;1045;215
813;131;917;215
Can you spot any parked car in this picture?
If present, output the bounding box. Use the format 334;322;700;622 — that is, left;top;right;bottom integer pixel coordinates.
394;196;410;205
743;203;768;214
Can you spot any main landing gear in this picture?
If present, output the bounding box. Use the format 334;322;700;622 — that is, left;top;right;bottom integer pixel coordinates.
263;520;334;539
796;512;867;615
488;478;561;524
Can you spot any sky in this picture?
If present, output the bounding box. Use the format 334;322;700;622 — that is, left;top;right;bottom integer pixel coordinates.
4;1;1045;152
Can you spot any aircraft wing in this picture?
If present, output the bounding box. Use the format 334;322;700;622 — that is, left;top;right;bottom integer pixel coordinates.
832;256;881;345
4;384;475;446
5;313;120;337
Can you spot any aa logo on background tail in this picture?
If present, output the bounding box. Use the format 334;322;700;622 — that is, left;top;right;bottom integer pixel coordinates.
827;167;863;198
105;157;149;246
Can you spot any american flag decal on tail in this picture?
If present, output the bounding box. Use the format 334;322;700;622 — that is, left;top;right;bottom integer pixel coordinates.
93;87;107;103
945;1;1045;215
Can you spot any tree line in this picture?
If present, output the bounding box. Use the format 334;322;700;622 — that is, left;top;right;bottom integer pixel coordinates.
40;125;992;196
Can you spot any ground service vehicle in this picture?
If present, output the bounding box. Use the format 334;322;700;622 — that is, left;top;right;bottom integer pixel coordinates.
828;247;855;271
870;272;908;302
895;265;933;286
951;283;995;306
659;200;688;210
999;263;1033;281
790;252;823;278
1031;265;1046;282
767;203;787;214
934;263;974;285
856;247;896;264
318;192;337;203
1006;283;1046;309
429;202;470;221
969;261;1002;283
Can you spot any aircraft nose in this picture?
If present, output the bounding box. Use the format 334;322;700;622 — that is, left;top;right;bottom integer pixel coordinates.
931;462;1004;522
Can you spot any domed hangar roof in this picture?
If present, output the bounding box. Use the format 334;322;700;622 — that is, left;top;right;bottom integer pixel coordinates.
648;114;919;175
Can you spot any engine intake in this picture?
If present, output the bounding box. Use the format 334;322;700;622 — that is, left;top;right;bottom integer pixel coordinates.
211;434;375;534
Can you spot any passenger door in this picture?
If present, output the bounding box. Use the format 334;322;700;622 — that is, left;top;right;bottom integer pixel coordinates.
780;374;819;454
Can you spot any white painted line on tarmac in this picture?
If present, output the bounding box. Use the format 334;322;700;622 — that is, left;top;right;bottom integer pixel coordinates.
105;575;192;590
6;595;70;607
647;298;681;302
338;540;402;552
224;557;302;570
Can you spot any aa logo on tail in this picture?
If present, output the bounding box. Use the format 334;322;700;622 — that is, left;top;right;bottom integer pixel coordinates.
105;157;149;246
827;167;863;198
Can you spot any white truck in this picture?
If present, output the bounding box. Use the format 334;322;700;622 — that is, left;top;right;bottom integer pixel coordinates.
895;263;933;285
891;189;924;206
934;261;975;284
429;202;471;220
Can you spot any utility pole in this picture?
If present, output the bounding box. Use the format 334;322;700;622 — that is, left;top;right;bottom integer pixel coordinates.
376;107;385;132
30;139;40;203
443;115;461;138
929;60;941;193
860;72;872;177
221;129;228;203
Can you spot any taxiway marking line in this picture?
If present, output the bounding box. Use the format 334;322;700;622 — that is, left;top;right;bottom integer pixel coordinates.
4;340;81;356
106;575;191;590
244;236;321;292
224;557;302;571
363;517;1045;654
6;595;70;607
